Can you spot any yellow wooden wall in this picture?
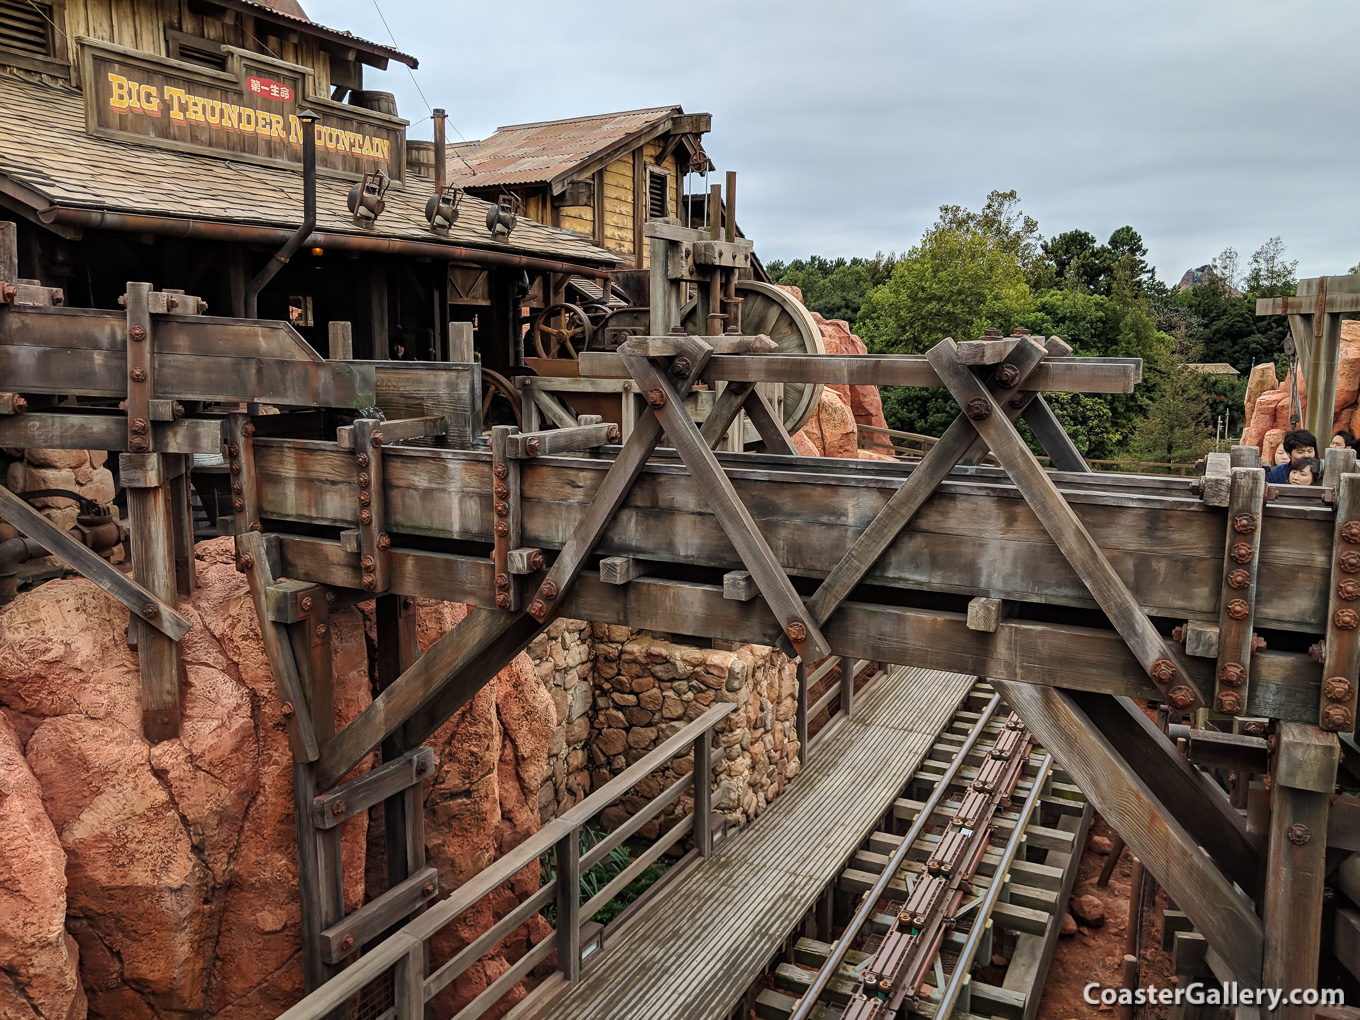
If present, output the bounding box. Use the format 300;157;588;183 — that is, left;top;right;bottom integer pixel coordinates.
62;0;332;91
554;139;681;268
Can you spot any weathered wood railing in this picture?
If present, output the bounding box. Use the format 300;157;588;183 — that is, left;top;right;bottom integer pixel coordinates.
274;703;735;1020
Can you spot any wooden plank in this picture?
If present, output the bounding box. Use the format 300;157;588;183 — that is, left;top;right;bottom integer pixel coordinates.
1021;395;1090;472
624;351;830;660
599;556;647;585
336;416;446;449
741;386;799;456
928;338;1205;711
320;866;438;963
967;597;1008;633
1215;466;1266;717
311;746;434;828
353;419;390;594
723;570;757;601
531;388;583;431
807;337;1050;626
1322;472;1360;731
508;422;615;458
698;380;757;450
0;483;190;639
125;459;182;742
620;334;776;358
957;337;1020;364
995;680;1263;984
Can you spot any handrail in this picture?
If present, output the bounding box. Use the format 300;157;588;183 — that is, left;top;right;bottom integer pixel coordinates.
274;702;736;1020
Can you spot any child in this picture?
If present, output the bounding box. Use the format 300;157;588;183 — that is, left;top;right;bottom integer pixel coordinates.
1288;457;1323;487
1266;429;1318;483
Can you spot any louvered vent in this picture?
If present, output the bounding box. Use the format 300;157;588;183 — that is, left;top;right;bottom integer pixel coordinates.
0;0;54;57
647;169;668;220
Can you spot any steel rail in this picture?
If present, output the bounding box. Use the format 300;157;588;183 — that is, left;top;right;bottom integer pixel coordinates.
788;692;1003;1020
932;750;1054;1019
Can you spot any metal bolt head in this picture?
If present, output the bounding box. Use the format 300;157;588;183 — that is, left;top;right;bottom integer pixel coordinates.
1229;542;1255;564
1171;624;1185;643
1227;568;1251;590
1344;521;1360;545
540;580;559;600
1226;598;1250;620
993;363;1021;389
422;881;436;897
370;431;384;446
128;436;149;454
358;490;371;507
525;438;541;457
1323;704;1354;731
964;396;991;420
360;555;376;571
606;425;621;443
1335;608;1360;631
1287;822;1312;844
142;602;159;619
128;324;147;341
1220;662;1246;687
361;573;377;591
786;621;808;643
495;592;512;609
1149;658;1177;683
249;521;263;533
403;597;414;610
646;388;667;409
1251;633;1267;653
1311;640;1327;663
529;598;548;618
229;460;241;475
227;443;240;457
359;509;373;525
494;481;510;499
1232;513;1258;534
1342;551;1360;573
1217;691;1243;714
376;534;391;550
672;356;693;378
10;395;25;413
1341;578;1360;601
1167;685;1195;709
231;482;243;494
233;498;245;512
237;554;254;571
130;367;147;382
493;463;509;479
331;799;347;816
528;550;546;571
495;500;509;517
325;591;338;607
241;424;255;437
356;453;369;468
357;471;370;487
339;934;355;953
1;283;15;302
130;417;150;434
280;701;295;718
316;623;327;637
1324;677;1353;702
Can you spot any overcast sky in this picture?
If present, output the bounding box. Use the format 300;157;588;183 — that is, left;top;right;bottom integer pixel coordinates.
327;0;1359;282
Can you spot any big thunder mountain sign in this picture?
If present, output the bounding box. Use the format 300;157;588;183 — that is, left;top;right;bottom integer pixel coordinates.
79;38;406;182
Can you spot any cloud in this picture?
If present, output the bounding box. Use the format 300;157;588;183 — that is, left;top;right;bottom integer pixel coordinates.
328;0;1360;279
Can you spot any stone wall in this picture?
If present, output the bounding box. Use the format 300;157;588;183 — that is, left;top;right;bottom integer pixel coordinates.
4;448;124;565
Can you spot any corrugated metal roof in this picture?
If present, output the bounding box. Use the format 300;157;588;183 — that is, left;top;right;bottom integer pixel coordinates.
448;106;682;189
0;76;620;266
221;0;419;68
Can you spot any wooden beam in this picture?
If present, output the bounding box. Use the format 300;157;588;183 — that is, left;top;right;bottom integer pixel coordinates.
929;337;1206;712
0;412;223;453
723;570;758;601
335;416;446;449
967;597;1009;633
1215;466;1266;717
599;556;648;585
1020;395;1091;473
1322;471;1360;731
996;680;1263;984
0;483;190;639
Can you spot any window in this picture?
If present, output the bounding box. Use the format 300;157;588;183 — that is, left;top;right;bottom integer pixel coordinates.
167;29;227;71
288;295;313;327
646;167;670;220
0;0;54;58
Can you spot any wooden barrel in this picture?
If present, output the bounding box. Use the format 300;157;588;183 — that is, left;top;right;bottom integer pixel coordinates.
349;90;398;116
406;140;435;180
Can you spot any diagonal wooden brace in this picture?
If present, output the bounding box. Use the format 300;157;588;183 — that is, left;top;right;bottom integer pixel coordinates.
0;483;191;639
623;353;831;661
526;336;715;622
928;337;1206;711
806;335;1050;626
957;335;1072;467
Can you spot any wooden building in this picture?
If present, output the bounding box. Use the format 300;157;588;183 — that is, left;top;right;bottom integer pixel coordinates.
0;0;621;370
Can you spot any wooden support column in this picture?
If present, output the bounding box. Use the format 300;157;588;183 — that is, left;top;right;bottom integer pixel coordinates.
377;594;423;891
693;728;713;856
796;658;809;764
1214;466;1266;718
352;418;390;594
489;426;523;611
839;656;855;721
1322;468;1360;732
556;827;581;983
1020;394;1091;472
1262;722;1340;1019
168;455;196;600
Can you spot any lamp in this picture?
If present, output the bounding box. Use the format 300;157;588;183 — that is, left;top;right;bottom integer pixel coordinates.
424;184;463;235
347;169;390;226
486;194;519;241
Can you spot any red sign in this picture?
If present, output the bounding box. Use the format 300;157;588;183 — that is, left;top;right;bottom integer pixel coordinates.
247;76;293;102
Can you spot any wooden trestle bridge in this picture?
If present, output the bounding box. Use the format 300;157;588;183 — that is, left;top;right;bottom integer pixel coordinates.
3;215;1360;1019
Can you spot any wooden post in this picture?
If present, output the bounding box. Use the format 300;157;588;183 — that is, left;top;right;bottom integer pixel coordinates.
0;220;16;283
693;728;712;856
796;658;809;764
125;454;182;742
377;594;423;891
556;827;581;983
1262;721;1339;1018
448;321;474;364
839;656;855;721
369;261;389;360
168;456;196;600
327;321;353;360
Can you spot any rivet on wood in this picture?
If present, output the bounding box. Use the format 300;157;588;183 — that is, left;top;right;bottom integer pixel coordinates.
525;438;540;457
1341;578;1360;601
228;443;240;456
1343;521;1360;544
241;424;255;436
540;580;559;600
606;424;621;443
494;521;509;537
1323;677;1353;702
315;623;327;637
229;461;241;475
357;472;370;487
1232;513;1258;534
371;432;384;446
1335;608;1359;631
1216;690;1243;714
1229;542;1254;564
233;498;245;512
1166;685;1195;709
422;881;436;897
231;482;242;494
495;593;512;609
362;573;377;591
529;598;547;618
128;435;149;453
280;701;295;718
1149;658;1176;683
402;597;413;610
495;500;509;517
494;482;509;499
325;591;338;607
358;491;371;507
672;357;693;378
339;934;355;953
964;397;991;420
356;453;369;468
993;363;1021;389
493;463;508;479
129;324;147;341
130;368;147;382
300;596;313;612
1287;822;1312;844
359;509;373;524
1219;662;1246;687
249;521;262;532
1324;704;1354;731
130;417;149;434
360;555;375;571
377;534;391;550
1226;598;1250;620
237;554;254;571
646;388;667;409
528;550;546;571
786;621;808;643
142;602;158;618
1227;569;1251;590
495;573;510;590
331;800;346;816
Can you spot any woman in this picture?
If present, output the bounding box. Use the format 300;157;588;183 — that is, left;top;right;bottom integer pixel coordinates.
1289;457;1323;486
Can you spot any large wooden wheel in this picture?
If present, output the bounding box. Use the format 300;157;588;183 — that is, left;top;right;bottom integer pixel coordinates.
480;368;523;429
530;303;593;360
681;280;825;434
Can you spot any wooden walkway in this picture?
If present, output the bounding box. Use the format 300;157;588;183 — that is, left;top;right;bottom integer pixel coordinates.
540;665;976;1020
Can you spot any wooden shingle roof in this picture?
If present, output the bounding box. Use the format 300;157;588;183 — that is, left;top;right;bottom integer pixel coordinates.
449;106;708;192
0;76;620;267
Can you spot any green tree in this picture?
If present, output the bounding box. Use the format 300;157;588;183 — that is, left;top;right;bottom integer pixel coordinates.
765;253;897;323
934;189;1043;279
1126;349;1216;465
1245;236;1298;297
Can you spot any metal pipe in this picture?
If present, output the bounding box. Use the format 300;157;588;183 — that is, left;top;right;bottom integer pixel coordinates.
790;693;1003;1020
725;171;736;243
433;108;447;193
245;110;319;319
0;535;50;604
41;208;615;275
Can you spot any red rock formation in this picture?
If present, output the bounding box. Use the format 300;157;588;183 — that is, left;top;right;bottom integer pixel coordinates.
783;308;893;460
1241;321;1360;454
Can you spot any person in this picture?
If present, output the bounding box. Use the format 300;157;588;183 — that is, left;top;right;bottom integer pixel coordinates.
1288;456;1323;486
389;342;408;360
1334;430;1357;450
1266;429;1318;484
1272;445;1290;467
